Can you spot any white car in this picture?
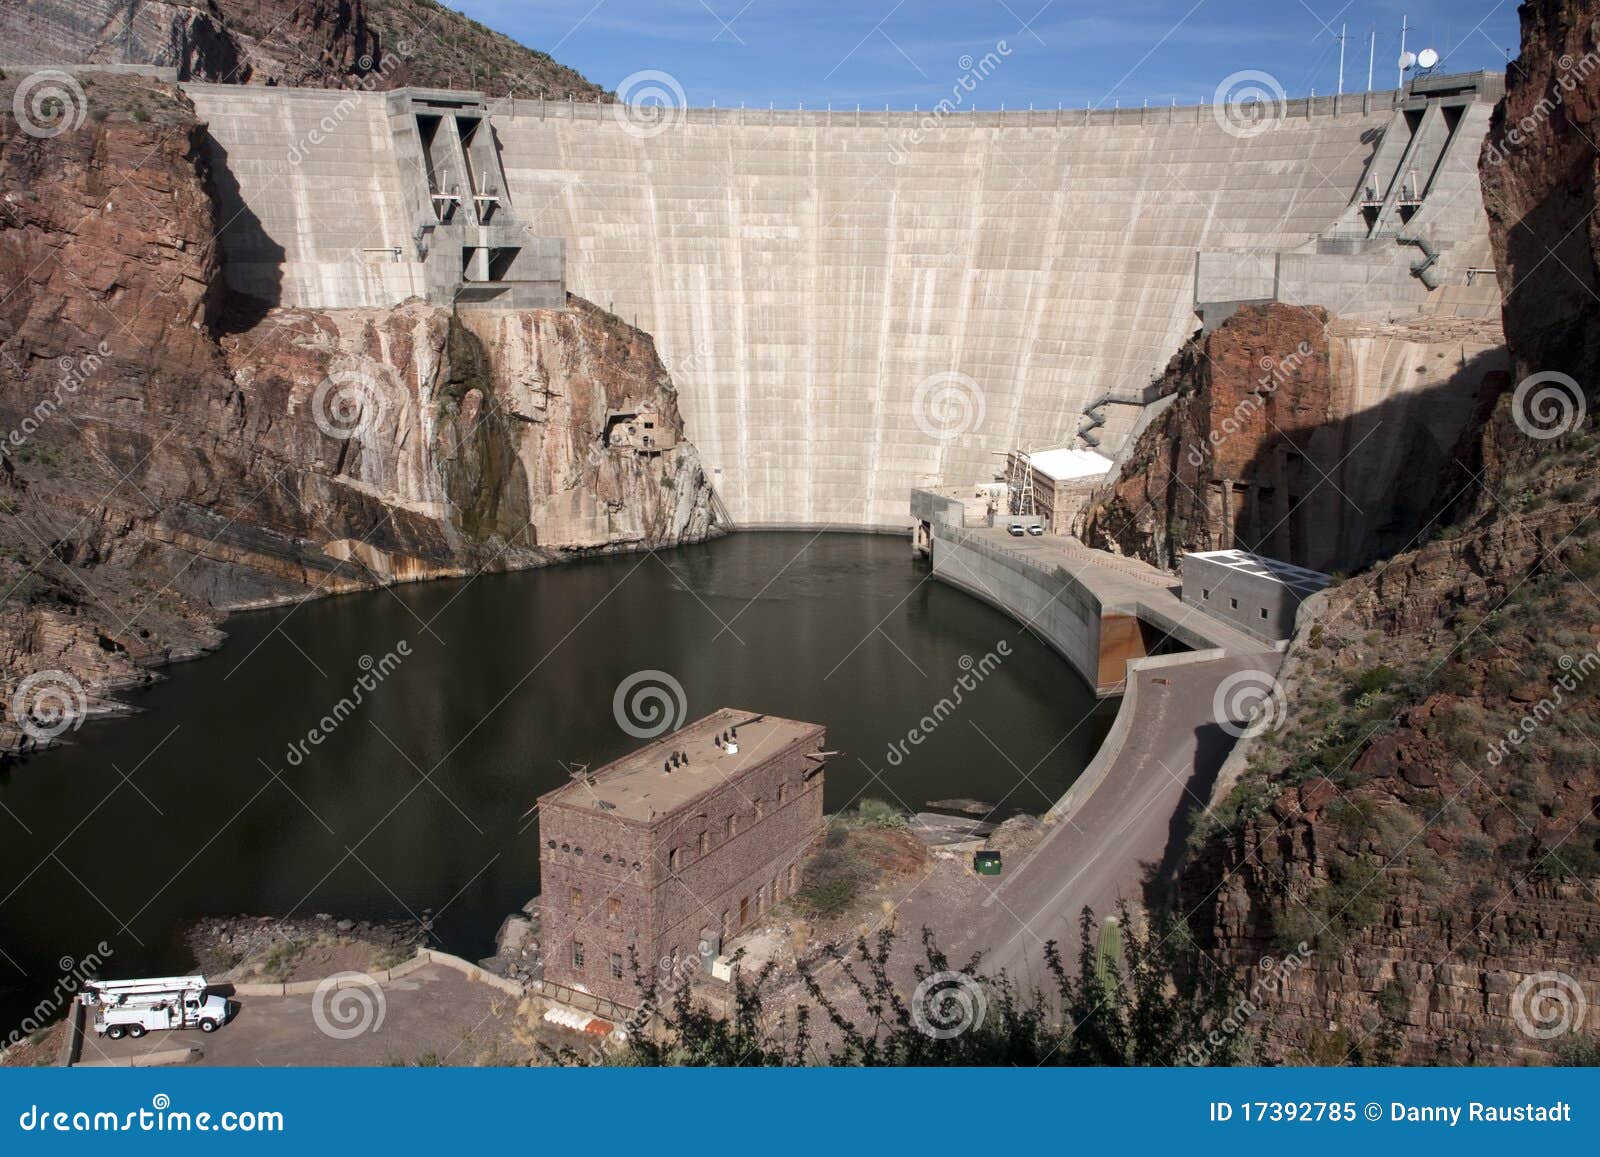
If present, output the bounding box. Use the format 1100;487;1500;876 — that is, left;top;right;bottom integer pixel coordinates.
1026;523;1045;536
1007;522;1026;536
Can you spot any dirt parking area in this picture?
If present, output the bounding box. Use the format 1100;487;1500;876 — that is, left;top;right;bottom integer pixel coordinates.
75;964;584;1067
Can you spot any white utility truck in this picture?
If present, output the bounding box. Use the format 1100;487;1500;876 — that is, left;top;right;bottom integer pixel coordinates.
79;976;231;1039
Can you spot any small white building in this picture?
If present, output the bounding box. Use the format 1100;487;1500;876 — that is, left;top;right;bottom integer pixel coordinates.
1006;447;1114;531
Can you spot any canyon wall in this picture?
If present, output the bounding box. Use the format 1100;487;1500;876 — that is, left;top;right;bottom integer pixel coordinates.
0;0;606;96
0;74;711;756
1176;0;1600;1065
1076;301;1507;575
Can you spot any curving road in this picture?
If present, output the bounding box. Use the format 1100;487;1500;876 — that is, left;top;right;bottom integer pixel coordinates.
888;652;1283;987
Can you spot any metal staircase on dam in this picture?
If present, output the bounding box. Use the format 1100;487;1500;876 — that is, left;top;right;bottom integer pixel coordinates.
1192;70;1502;327
1076;385;1168;449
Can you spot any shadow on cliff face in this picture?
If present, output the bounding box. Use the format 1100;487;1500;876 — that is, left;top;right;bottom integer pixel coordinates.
1229;344;1510;574
201;135;284;332
1089;323;1511;579
1140;719;1236;912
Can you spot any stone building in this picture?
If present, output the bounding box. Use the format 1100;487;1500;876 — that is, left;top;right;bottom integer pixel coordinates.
1005;447;1113;532
537;709;827;1007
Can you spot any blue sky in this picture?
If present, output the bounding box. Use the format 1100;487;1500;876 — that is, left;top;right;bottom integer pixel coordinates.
444;0;1521;108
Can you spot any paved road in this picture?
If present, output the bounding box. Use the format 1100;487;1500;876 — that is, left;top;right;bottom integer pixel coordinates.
888;652;1283;988
76;964;532;1067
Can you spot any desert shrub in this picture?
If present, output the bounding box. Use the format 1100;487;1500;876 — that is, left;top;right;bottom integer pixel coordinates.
1353;665;1402;695
1436;661;1475;695
855;798;907;829
795;846;861;916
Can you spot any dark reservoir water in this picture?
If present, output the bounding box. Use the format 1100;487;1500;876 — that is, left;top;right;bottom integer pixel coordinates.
0;532;1113;1030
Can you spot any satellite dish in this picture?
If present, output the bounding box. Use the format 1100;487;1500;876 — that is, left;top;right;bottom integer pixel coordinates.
1417;47;1439;69
1398;50;1417;70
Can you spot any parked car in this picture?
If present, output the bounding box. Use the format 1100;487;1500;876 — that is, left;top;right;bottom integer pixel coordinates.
1026;523;1045;536
1007;522;1025;536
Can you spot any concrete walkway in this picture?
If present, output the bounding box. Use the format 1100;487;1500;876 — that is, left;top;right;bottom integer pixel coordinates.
888;651;1282;986
948;524;1271;657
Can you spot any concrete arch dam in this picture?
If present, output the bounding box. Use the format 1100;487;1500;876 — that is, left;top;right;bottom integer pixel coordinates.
186;80;1496;531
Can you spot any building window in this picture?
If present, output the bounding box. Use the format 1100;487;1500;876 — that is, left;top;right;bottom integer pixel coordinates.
611;953;623;979
1229;597;1239;610
569;886;583;910
1259;606;1269;620
572;941;584;969
669;847;682;872
606;897;622;924
727;814;738;839
1202;588;1211;600
754;798;765;820
699;830;710;855
777;783;788;805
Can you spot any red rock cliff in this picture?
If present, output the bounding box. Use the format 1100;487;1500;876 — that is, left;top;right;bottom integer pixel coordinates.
0;75;712;757
1176;0;1600;1065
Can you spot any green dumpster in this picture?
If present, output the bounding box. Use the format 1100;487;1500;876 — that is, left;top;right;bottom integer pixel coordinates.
974;850;1002;876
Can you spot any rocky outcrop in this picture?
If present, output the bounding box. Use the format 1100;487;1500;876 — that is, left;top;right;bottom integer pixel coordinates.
1177;0;1600;1065
1075;303;1504;575
0;0;608;98
0;76;711;756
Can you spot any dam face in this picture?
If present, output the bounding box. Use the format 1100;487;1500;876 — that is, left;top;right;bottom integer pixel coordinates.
186;85;1495;529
